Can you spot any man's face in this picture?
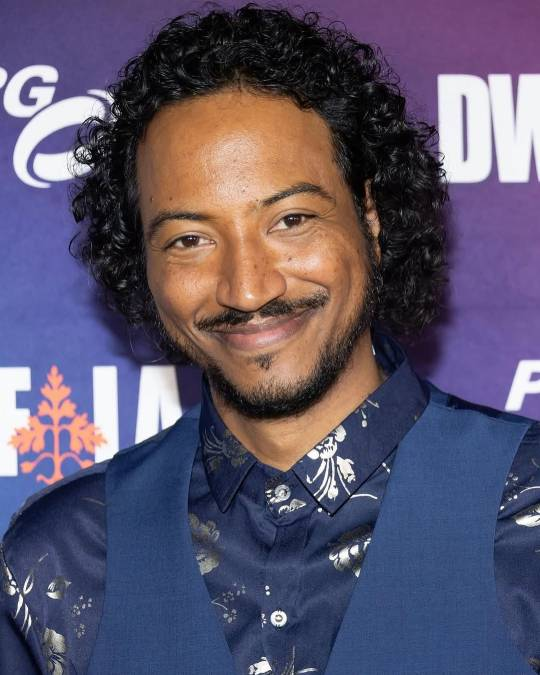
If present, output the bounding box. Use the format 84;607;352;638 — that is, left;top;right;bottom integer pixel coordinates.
137;89;380;418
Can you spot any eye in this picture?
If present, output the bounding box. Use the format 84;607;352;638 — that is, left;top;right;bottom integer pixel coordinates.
168;234;212;249
273;213;315;231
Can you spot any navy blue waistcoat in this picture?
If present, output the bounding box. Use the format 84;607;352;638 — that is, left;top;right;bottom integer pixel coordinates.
88;392;533;674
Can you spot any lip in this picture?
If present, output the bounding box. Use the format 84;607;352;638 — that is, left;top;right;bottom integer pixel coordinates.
211;309;314;351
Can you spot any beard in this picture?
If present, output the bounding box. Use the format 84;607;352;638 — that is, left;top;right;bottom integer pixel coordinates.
148;231;381;420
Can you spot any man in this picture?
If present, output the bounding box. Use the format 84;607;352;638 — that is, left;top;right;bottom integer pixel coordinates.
1;5;539;674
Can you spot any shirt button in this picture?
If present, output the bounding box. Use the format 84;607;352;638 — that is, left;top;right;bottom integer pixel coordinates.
274;484;291;501
270;609;287;628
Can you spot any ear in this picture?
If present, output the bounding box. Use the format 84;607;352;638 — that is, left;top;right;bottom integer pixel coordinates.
364;179;381;263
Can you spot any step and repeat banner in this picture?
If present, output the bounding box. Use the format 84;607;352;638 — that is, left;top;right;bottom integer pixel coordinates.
1;0;539;535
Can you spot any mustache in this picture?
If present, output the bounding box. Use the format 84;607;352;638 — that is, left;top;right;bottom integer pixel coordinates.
195;290;329;332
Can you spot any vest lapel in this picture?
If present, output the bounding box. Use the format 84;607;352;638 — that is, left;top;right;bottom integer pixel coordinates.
89;414;237;674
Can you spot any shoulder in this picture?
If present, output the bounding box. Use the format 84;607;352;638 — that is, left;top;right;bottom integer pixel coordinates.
1;462;110;610
3;460;108;550
1;410;199;555
0;462;110;670
424;382;540;508
2;409;199;543
0;417;199;671
425;380;538;431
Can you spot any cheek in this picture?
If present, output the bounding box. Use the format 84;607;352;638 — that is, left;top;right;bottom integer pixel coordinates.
146;259;210;326
288;232;366;294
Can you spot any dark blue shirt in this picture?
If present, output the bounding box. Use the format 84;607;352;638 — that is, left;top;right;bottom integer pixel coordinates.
2;333;540;674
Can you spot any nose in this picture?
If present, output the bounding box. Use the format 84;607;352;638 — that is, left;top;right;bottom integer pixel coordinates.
215;238;287;312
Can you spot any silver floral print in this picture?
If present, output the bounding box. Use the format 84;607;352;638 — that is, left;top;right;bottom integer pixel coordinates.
500;471;525;512
329;524;372;577
249;656;273;674
46;576;72;600
1;548;94;668
189;513;221;574
42;627;66;675
514;502;540;527
211;582;246;624
305;426;356;501
1;549;48;638
354;398;380;428
278;499;306;515
1;549;16;598
203;426;248;473
248;646;318;674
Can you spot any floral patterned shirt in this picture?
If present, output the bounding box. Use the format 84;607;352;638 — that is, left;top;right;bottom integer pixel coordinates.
1;333;540;674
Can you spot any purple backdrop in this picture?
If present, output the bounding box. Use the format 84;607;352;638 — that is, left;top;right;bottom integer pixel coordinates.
1;0;539;535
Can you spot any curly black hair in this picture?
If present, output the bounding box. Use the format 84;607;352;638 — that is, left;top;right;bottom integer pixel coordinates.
70;3;448;347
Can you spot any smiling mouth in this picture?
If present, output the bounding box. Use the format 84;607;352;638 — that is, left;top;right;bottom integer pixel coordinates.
210;309;314;351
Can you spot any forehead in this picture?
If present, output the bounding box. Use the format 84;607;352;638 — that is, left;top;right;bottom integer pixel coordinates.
136;89;343;210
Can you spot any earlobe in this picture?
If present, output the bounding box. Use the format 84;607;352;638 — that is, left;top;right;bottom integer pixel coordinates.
364;179;381;263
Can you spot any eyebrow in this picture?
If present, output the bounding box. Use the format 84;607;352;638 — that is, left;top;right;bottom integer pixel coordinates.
260;181;335;207
144;181;335;243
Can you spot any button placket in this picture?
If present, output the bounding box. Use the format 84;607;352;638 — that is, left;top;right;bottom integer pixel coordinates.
259;471;313;671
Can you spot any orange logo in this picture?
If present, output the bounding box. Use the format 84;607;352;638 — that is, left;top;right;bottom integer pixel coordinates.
10;366;106;485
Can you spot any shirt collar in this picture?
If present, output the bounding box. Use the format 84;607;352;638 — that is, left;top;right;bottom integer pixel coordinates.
199;331;428;514
199;382;257;512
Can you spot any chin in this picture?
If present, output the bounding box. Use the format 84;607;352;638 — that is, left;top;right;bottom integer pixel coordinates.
214;364;296;394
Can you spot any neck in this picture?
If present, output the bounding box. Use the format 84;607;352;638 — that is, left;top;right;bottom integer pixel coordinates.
209;333;385;471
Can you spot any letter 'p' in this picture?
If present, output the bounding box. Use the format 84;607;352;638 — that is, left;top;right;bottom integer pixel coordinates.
505;360;540;412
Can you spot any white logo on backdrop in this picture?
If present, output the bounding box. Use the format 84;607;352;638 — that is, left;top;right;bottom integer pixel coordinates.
0;366;183;477
0;65;110;188
438;74;540;183
2;68;538;187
